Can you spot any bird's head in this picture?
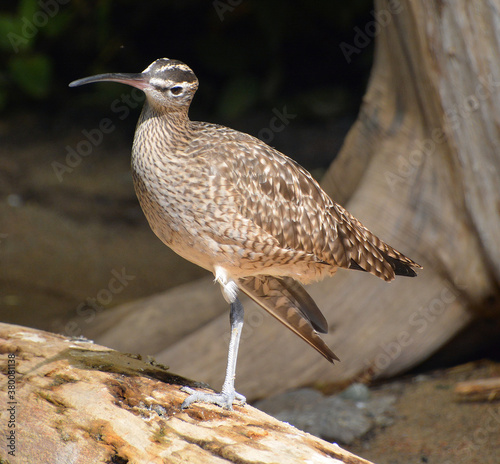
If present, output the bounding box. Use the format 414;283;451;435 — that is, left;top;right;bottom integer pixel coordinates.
70;58;199;112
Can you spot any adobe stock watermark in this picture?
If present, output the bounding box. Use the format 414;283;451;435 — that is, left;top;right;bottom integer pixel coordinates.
445;73;500;131
443;405;500;463
213;0;243;21
385;71;500;192
257;106;297;144
59;268;135;338
239;306;264;343
339;0;404;64
5;353;17;458
359;284;459;378
52;88;144;182
385;127;447;193
8;0;71;53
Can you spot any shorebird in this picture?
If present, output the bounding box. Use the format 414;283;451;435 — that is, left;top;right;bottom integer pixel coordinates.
70;58;421;410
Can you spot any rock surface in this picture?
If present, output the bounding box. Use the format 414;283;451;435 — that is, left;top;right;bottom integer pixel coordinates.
0;322;373;464
254;384;396;445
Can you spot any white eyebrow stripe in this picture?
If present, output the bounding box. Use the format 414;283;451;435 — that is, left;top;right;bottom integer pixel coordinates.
150;78;194;89
150;77;171;88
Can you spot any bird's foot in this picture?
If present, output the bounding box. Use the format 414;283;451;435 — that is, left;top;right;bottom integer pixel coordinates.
180;386;246;410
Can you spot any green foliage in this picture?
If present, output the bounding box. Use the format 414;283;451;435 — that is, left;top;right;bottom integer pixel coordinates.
217;76;260;120
0;0;71;109
9;54;52;98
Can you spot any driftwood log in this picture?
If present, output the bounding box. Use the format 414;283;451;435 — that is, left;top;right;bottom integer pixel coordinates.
84;0;500;401
454;377;500;402
0;322;373;464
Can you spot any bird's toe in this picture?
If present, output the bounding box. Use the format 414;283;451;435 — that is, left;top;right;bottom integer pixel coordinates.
180;386;245;410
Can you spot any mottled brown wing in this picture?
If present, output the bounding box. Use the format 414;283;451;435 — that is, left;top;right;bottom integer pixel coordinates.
238;275;338;363
206;135;420;281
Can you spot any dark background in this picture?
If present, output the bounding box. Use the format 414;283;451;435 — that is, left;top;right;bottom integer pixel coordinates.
1;0;374;164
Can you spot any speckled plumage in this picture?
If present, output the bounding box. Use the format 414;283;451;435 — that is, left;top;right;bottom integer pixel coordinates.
70;58;421;392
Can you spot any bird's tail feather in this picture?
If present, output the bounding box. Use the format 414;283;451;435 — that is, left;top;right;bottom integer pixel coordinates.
237;275;338;363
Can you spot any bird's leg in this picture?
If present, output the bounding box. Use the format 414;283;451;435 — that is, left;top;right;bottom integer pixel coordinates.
220;297;246;402
181;297;246;410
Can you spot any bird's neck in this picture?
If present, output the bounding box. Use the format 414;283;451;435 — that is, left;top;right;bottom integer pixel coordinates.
137;100;192;148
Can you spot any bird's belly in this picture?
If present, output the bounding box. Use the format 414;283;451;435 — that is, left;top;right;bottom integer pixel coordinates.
134;181;215;271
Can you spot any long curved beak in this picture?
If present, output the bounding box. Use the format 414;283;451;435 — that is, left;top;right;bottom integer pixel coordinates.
69;72;152;90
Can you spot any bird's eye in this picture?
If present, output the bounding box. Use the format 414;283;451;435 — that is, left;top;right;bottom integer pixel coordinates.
170;86;183;96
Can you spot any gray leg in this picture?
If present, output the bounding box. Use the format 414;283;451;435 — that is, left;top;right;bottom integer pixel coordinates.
181;297;246;410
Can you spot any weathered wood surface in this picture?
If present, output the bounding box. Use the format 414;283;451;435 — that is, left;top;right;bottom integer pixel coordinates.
85;0;500;400
0;323;373;464
454;377;500;402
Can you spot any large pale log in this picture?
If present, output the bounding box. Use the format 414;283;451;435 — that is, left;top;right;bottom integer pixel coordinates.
0;200;205;332
0;323;372;464
85;276;225;355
